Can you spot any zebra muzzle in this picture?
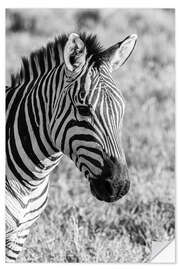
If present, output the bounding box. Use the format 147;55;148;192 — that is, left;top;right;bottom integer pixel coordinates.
90;176;130;203
89;154;130;202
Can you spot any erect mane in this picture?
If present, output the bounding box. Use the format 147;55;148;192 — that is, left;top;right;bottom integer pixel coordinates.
9;33;104;88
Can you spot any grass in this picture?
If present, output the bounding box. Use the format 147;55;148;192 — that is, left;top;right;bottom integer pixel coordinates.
6;8;175;263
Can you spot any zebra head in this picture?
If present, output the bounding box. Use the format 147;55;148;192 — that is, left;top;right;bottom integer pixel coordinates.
53;33;137;202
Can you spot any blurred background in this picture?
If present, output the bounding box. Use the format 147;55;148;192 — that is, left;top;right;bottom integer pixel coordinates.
6;9;175;263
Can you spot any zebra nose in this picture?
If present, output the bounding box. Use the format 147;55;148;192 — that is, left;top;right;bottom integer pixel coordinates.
90;154;130;202
103;175;130;200
90;177;130;202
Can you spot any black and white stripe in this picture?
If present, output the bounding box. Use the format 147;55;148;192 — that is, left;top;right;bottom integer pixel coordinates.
6;32;137;261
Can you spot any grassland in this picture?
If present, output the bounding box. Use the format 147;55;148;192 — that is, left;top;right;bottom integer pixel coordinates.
6;9;175;263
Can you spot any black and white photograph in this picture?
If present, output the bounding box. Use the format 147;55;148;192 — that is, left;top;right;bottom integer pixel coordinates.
5;8;175;263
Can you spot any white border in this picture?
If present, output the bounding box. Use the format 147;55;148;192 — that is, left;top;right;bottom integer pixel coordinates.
1;0;179;269
151;240;175;263
1;0;179;8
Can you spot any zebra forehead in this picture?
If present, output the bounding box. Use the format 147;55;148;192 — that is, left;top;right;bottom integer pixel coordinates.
9;33;105;88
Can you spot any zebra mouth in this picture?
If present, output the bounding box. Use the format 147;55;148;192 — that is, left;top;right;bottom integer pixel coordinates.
90;182;104;201
89;178;130;203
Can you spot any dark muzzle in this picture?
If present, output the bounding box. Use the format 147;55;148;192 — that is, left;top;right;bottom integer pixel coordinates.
90;155;130;202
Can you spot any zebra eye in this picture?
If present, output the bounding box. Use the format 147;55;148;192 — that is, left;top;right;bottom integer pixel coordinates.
77;105;91;117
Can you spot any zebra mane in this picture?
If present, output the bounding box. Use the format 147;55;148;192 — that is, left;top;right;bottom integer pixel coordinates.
9;33;104;88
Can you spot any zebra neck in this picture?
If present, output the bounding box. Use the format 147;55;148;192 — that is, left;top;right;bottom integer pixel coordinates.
10;38;65;88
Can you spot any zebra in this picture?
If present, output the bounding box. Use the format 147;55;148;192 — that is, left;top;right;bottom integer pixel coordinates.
6;32;137;262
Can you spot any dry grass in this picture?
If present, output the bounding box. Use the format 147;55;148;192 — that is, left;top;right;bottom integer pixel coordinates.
6;9;175;263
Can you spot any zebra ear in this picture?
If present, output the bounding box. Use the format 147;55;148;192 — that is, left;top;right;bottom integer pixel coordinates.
102;34;137;72
64;33;87;72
